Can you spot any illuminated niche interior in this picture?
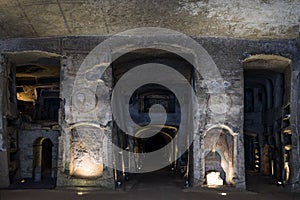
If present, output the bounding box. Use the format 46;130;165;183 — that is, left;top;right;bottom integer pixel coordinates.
70;126;104;179
204;127;235;186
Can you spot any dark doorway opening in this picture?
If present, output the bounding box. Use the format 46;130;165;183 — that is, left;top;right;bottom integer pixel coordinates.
109;48;194;189
2;51;60;189
243;55;291;191
33;137;53;181
41;138;53;179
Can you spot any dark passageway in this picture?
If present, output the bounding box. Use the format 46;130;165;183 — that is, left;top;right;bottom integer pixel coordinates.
243;55;293;189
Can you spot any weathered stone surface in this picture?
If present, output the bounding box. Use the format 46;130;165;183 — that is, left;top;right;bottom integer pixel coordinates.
0;35;299;190
0;151;9;188
18;129;59;179
70;126;104;178
0;0;299;39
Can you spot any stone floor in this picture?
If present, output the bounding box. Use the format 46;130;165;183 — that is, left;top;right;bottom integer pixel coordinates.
8;177;56;189
1;169;300;200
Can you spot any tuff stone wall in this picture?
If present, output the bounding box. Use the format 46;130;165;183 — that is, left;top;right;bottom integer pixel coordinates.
0;57;8;187
0;56;17;187
0;36;299;190
56;35;245;188
57;48;114;188
18;129;59;179
191;47;245;188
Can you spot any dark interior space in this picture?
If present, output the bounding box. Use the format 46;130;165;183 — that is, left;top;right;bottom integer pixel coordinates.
243;55;291;188
2;51;61;189
41;138;53;179
14;55;61;124
111;49;194;188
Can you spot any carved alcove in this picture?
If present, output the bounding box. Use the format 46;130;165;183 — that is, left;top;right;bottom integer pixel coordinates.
202;125;237;186
69;125;104;179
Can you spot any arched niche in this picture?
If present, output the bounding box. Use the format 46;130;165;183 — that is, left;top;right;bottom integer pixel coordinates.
202;125;237;185
33;137;53;181
69;125;104;179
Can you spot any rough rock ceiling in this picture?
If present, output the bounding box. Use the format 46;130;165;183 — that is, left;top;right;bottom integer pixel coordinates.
0;0;299;39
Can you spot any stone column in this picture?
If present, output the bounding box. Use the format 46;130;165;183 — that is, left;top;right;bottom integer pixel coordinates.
0;54;9;188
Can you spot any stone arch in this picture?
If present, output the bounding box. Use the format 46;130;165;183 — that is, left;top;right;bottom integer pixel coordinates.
70;27;224;174
202;124;237;185
33;137;53;181
242;54;293;185
242;54;291;106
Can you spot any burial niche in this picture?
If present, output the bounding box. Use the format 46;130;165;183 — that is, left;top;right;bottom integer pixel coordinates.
204;127;234;186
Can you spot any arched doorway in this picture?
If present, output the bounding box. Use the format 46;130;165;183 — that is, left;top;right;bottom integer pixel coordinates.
133;125;178;171
33;138;53;181
1;51;61;187
41;138;53;178
243;54;292;188
109;48;194;188
203;125;236;186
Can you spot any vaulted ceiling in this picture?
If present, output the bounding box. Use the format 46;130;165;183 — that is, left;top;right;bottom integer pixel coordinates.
0;0;299;39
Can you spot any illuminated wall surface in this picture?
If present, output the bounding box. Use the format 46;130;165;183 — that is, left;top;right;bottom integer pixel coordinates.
0;32;299;191
70;126;104;178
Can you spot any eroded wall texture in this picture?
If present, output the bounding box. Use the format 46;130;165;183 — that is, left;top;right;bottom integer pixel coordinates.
0;35;299;191
0;0;299;39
